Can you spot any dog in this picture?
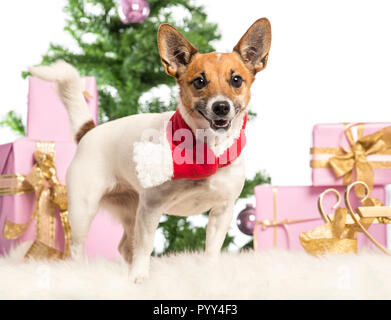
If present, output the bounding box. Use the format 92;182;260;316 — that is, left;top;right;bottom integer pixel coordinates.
29;18;271;283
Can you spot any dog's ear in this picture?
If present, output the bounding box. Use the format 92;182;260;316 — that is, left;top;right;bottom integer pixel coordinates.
233;18;271;74
158;24;198;77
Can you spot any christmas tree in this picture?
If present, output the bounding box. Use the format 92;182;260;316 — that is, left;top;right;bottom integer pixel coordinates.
1;0;270;253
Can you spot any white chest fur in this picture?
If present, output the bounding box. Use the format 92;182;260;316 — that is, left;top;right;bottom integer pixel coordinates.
142;154;246;217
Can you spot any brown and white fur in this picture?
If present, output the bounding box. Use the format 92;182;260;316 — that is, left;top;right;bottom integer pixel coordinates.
29;18;271;283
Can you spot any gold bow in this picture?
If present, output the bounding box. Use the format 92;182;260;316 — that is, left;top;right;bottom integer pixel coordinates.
300;188;359;255
1;142;72;259
300;182;391;256
299;208;359;256
311;124;391;196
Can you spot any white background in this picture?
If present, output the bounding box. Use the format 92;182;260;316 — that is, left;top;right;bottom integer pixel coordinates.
1;0;391;251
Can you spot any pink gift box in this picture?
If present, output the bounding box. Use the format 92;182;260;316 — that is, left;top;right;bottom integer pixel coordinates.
0;138;123;260
311;123;391;187
0;76;123;260
254;185;387;251
26;77;99;141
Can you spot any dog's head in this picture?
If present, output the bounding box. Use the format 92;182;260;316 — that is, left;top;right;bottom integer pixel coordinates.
158;18;271;132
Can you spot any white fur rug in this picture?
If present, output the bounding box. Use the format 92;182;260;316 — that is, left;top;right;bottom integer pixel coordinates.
1;242;391;299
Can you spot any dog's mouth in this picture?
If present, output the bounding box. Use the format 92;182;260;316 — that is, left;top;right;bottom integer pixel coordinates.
212;119;231;130
197;109;231;131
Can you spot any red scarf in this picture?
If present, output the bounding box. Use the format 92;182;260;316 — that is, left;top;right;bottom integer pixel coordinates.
166;109;247;180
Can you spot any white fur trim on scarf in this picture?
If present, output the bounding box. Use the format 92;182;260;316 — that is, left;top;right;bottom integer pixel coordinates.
133;138;173;188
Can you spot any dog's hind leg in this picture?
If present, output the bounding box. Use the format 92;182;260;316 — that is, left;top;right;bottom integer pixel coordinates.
117;215;137;264
100;186;139;264
66;163;108;259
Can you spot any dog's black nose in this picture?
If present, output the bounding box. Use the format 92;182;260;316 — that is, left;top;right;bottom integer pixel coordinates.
212;101;230;117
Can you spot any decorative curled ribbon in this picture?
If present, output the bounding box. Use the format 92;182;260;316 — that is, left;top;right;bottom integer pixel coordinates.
344;181;391;255
0;142;72;260
300;182;391;256
311;124;391;196
253;187;321;250
300;188;358;255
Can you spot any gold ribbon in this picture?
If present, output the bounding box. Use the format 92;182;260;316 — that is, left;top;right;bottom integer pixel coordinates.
300;182;391;256
1;141;72;259
253;187;321;250
253;217;321;251
311;124;391;196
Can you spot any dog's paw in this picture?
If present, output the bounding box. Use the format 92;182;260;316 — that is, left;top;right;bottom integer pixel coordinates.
133;274;149;284
70;244;84;261
128;268;149;284
129;272;149;284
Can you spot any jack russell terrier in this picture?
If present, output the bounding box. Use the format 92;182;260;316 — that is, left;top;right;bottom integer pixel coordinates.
29;18;271;283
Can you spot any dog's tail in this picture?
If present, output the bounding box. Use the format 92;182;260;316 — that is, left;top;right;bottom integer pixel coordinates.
29;60;95;143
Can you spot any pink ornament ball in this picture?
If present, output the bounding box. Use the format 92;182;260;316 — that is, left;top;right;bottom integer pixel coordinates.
118;0;150;24
236;204;257;236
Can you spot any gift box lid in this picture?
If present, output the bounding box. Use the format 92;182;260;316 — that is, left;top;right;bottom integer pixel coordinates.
26;77;98;142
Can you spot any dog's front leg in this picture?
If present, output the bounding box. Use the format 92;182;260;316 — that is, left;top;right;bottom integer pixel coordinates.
205;202;235;257
128;194;162;284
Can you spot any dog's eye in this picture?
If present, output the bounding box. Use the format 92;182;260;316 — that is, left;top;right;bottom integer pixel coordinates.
230;75;243;88
192;77;207;90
